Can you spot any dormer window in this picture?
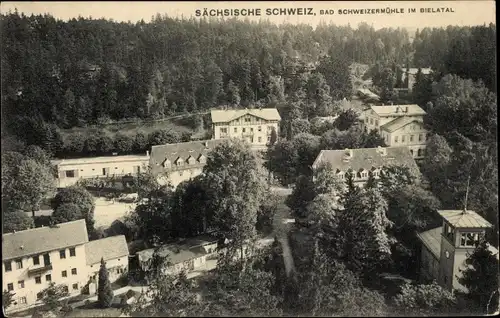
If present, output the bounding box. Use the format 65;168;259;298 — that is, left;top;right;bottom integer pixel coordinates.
163;159;171;169
360;170;368;179
198;155;206;164
175;158;184;166
186;156;196;165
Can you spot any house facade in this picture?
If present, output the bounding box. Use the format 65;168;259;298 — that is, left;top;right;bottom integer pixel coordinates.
53;154;150;188
417;210;498;293
3;220;90;313
85;235;129;284
3;221;130;313
361;104;428;159
149;139;226;188
210;108;281;147
312;146;420;188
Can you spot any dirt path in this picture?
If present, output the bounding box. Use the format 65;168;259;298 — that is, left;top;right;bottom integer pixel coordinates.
270;187;296;277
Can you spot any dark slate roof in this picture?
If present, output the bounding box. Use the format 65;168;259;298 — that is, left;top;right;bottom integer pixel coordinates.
149;139;226;175
380;117;424;133
438;210;493;228
85;235;129;265
417;227;442;259
312;146;419;174
2;220;88;261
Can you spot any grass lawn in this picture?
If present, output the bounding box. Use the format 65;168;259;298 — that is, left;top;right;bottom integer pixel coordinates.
60;115;206;140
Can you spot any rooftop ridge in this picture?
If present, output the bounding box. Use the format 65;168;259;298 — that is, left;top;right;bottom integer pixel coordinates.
2;219;86;236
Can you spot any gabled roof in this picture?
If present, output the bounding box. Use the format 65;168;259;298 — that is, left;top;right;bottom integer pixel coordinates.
211;108;281;123
312;146;419;175
438;210;493;228
381;117;424;133
85;235;129;265
2;220;88;261
150;139;226;175
366;104;426;117
417;227;442;259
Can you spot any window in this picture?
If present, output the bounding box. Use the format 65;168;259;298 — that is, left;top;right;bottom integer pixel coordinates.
102;168;109;176
410;135;414;142
63;285;69;293
65;170;75;178
33;255;40;266
410;149;414;156
220;127;227;134
258;126;262;132
133;166;141;174
460;233;479;247
418;149;423;157
242;128;246;133
375;120;379;126
361;172;368;178
402;135;406;142
18;280;25;289
444;276;447;283
7;283;13;291
70;248;76;257
19;297;27;305
60;250;66;259
234;127;237;133
43;253;50;266
62;270;67;277
46;274;52;282
16;259;23;269
419;134;424;142
72;283;78;290
71;268;77;275
370;118;373;125
35;276;42;284
245;117;251;123
258;137;262;143
267;136;271;142
250;128;254;132
394;136;399;143
4;261;12;272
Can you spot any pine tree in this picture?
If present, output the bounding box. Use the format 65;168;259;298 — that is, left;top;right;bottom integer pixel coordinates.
98;258;114;308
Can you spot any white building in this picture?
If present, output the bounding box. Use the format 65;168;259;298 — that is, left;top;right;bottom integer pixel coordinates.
52;154;150;188
312;146;420;188
417;209;498;293
2;220;129;313
85;235;129;284
136;235;218;279
361;104;428;159
210;108;281;148
149;139;226;188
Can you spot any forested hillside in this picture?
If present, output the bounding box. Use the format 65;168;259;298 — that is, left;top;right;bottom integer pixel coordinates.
1;12;496;154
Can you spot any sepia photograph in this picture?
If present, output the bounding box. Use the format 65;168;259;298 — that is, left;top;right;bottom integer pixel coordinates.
1;1;497;317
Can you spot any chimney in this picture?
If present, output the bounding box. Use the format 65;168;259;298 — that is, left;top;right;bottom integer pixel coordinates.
20;245;24;250
146;150;150;157
405;106;409;113
390;102;394;106
343;148;353;162
204;141;208;147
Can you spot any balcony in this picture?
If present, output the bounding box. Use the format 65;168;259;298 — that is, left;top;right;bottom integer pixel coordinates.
28;264;53;276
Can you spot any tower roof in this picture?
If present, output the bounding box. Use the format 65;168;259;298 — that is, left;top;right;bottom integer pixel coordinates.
438;210;493;228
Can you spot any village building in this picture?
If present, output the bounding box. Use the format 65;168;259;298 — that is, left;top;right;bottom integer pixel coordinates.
2;220;129;313
356;88;380;102
136;235;218;281
149;139;226;188
311;146;419;188
210;108;281;149
85;235;129;284
361;104;428;159
417;209;498;293
52;154;150;188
